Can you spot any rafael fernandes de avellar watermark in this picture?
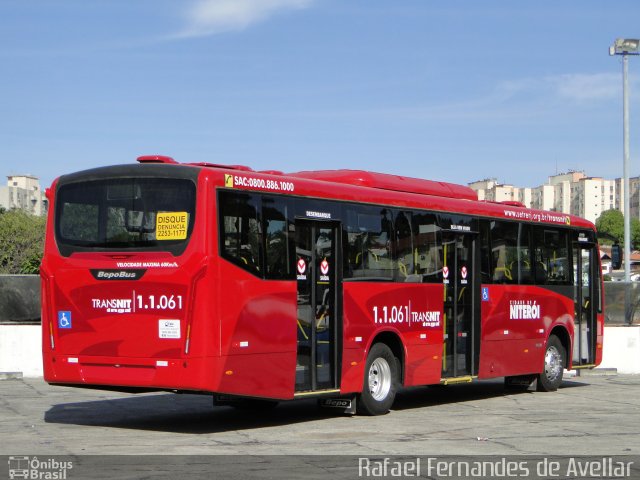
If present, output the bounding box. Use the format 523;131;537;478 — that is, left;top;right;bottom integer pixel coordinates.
358;457;634;478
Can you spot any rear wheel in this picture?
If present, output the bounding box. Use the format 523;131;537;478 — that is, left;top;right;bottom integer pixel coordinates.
537;335;565;392
357;343;399;416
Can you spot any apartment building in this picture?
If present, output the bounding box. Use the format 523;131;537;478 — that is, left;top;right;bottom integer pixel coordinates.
615;177;640;219
468;178;523;204
570;177;617;223
469;170;621;224
0;175;48;216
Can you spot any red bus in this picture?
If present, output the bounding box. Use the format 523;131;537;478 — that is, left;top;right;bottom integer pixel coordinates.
41;156;604;415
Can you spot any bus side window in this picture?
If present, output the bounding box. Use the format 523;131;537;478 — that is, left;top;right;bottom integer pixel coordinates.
344;207;394;281
489;221;531;285
479;220;492;283
532;227;548;284
344;209;362;279
263;197;294;280
219;191;263;276
365;208;394;280
490;221;519;284
531;227;571;285
515;224;532;284
413;212;440;283
393;211;414;280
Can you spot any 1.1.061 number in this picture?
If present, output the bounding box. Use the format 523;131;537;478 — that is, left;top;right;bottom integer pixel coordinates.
136;294;183;311
372;305;410;324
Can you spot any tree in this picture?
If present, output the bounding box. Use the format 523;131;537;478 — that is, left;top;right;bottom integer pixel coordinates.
596;209;624;245
0;209;46;274
596;208;640;250
632;218;640;250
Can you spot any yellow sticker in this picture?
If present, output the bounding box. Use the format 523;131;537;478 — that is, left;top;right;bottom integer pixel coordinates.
225;174;234;188
156;212;188;240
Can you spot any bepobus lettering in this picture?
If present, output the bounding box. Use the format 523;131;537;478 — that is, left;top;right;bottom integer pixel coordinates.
97;271;136;279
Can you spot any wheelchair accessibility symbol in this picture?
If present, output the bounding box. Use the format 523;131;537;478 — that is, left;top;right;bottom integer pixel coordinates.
481;287;490;302
58;311;72;329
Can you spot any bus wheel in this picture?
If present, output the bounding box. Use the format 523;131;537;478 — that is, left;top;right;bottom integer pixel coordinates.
537;335;565;392
357;343;399;416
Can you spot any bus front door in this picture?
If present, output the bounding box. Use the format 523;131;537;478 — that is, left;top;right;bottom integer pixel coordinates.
295;222;340;392
442;232;478;378
572;242;598;366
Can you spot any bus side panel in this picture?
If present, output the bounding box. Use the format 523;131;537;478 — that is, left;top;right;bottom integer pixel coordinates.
479;285;574;378
341;283;444;392
181;268;221;390
40;271;55;381
217;353;295;399
404;343;443;386
216;262;297;399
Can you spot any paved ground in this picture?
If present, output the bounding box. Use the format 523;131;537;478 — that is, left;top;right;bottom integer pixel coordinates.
1;372;639;458
3;373;640;478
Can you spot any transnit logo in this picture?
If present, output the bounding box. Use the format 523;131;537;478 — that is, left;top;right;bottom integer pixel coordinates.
90;269;146;281
91;298;132;314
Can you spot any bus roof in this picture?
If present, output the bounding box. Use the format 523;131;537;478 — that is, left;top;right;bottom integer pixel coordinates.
288;169;478;201
55;157;595;231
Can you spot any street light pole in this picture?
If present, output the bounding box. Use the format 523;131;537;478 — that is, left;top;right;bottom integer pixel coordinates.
611;38;639;324
623;52;631;284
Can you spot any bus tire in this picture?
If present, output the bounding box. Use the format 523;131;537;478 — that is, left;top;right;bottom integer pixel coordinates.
537;335;565;392
357;343;399;416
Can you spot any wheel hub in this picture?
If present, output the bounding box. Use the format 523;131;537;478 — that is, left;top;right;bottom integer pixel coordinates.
544;345;563;382
368;357;392;401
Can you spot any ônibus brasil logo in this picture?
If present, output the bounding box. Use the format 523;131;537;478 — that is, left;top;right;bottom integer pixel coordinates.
8;456;73;479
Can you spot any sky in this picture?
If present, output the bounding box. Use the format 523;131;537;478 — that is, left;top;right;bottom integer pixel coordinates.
2;0;640;190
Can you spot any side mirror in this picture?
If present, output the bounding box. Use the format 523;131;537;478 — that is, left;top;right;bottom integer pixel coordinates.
611;243;622;270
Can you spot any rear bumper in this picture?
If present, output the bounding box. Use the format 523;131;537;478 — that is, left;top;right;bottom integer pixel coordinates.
43;353;218;392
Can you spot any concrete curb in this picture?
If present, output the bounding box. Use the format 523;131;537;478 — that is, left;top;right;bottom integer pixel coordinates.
578;367;619;376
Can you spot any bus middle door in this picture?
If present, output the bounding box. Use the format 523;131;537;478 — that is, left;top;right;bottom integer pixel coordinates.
441;225;480;379
572;234;600;367
295;221;341;393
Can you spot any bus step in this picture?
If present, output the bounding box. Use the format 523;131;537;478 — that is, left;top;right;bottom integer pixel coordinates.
440;376;474;385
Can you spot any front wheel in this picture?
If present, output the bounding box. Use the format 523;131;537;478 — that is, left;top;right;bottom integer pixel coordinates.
537;335;565;392
357;343;399;415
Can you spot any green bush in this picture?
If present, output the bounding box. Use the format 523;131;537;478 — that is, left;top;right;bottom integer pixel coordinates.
0;209;46;274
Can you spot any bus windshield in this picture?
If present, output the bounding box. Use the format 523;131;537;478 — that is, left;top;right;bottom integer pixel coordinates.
54;177;196;256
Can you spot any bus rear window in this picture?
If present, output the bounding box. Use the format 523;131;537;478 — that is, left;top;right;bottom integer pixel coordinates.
55;178;196;256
